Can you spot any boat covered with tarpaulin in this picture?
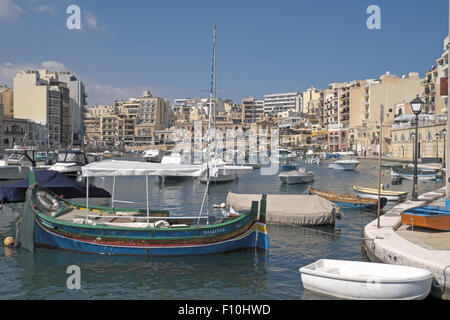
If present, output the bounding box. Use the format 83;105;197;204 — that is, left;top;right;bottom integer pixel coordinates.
226;192;342;226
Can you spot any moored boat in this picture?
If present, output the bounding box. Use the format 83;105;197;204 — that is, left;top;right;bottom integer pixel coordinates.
391;167;438;181
17;168;269;256
401;206;450;231
308;186;387;210
352;185;408;202
329;157;359;171
278;168;314;185
48;150;89;177
299;259;433;300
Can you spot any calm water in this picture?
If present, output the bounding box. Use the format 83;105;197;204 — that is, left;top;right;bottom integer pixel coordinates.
0;159;444;300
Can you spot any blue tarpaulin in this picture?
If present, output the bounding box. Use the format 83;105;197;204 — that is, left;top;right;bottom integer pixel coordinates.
0;170;111;203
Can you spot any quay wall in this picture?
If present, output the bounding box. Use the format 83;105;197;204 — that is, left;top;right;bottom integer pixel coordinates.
362;187;450;300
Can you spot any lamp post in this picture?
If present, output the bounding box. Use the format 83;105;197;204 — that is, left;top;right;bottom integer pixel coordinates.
436;132;440;159
410;95;423;201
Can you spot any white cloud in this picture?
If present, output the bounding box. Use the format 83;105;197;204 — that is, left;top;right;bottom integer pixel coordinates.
85;83;149;105
0;61;68;86
83;10;105;31
0;0;23;22
33;5;55;15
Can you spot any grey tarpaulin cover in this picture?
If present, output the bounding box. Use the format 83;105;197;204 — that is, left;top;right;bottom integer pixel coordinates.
226;193;339;226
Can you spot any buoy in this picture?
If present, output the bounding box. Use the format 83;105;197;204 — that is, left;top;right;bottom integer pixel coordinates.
3;237;15;247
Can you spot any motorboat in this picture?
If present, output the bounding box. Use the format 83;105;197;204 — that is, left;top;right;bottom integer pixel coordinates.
299;259;432;300
197;159;252;184
308;186;387;210
329;156;359;171
278;167;314;185
0;147;39;180
48;150;89;177
391;167;438;181
142;149;165;163
352;185;408;202
281;162;300;171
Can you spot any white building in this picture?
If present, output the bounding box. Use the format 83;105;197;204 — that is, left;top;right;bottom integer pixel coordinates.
264;92;302;115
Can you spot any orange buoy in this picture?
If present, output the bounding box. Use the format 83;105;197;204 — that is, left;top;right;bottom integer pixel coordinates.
3;237;15;247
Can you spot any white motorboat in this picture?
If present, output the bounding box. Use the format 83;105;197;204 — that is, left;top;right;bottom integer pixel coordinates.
0;148;39;180
278;168;314;184
299;259;432;300
329;157;359;171
142;149;165;163
197;159;252;184
48;150;89;177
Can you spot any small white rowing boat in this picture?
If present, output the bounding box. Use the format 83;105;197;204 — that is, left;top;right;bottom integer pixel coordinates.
299;259;432;300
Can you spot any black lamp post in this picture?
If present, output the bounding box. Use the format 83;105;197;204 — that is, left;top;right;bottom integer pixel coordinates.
410;95;423;201
436;132;440;159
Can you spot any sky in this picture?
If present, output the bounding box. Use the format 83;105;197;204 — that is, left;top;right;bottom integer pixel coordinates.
0;0;448;105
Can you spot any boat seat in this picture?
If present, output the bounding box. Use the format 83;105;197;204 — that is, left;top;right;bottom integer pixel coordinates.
321;267;340;275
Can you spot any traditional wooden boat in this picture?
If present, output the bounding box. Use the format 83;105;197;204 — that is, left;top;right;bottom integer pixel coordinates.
308;186;387;210
401;206;450;231
352;186;408;202
17;163;269;256
299;259;432;300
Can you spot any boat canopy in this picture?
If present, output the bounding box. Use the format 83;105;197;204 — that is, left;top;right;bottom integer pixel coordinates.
81;160;206;177
81;160;253;178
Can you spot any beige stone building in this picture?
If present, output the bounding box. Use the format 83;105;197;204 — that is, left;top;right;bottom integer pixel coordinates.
0;86;14;118
391;114;447;161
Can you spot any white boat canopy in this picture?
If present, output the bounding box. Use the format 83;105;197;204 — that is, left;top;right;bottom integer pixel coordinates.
81;160;207;177
81;160;253;178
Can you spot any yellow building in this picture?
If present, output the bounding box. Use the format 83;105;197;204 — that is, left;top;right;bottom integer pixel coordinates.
0;86;14;118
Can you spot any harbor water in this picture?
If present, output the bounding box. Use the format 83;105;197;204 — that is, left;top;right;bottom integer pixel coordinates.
0;159;444;299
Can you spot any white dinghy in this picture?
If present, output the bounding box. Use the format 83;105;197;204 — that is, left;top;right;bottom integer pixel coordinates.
299;259;432;300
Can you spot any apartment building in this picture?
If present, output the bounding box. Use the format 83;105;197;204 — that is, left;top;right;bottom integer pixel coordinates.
13;70;81;147
421;37;449;115
264;92;302;115
356;72;423;155
0;86;14;118
242;97;264;123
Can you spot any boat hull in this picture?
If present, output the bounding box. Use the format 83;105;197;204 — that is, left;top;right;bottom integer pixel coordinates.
34;219;268;256
353;186;408;202
198;173;237;183
0;166;30;180
401;206;450;231
308;187;386;210
329;162;358;171
299;260;432;300
279;175;313;184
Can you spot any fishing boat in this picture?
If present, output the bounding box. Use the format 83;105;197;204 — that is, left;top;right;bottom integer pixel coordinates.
401;206;450;231
48;150;89;177
391;167;438;181
329;156;359;171
278;168;314;185
299;259;432;300
308;186;387;210
17;164;269;256
353;185;408;202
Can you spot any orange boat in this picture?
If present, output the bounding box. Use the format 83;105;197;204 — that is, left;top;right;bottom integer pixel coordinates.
401;206;450;231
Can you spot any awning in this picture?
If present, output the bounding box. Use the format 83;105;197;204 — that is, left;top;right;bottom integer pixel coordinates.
81;160;254;178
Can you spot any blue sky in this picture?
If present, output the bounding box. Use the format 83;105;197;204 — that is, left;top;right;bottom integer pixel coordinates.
0;0;448;105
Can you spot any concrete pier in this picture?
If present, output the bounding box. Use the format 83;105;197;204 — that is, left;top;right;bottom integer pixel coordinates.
362;187;450;300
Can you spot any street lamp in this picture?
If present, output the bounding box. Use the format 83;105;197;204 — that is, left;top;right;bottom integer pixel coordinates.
410;95;423;201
